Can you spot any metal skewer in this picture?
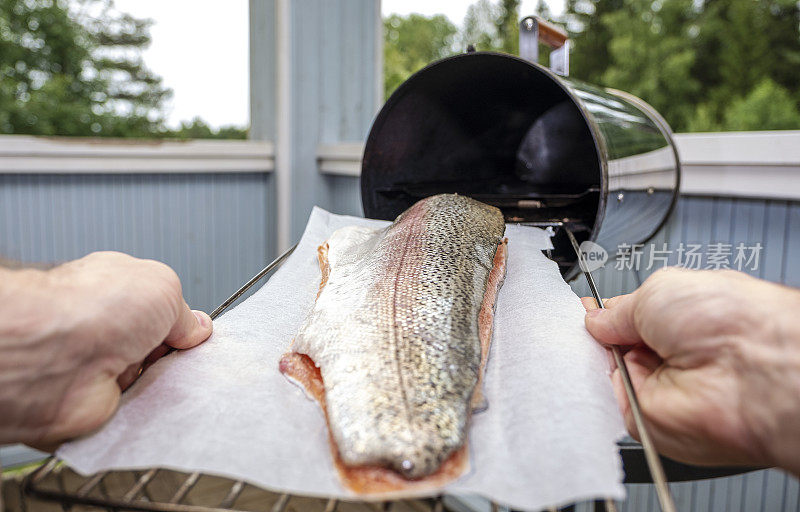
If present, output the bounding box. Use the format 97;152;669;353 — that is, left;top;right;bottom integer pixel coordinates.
157;243;300;361
564;229;676;512
209;244;298;320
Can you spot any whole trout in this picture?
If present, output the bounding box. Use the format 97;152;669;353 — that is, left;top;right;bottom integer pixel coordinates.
280;194;507;491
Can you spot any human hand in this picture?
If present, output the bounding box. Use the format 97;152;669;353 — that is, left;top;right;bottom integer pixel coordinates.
582;267;800;476
0;252;213;449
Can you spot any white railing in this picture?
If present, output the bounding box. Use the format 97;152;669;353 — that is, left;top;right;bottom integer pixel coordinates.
0;135;274;174
676;131;800;200
317;143;364;176
317;131;800;201
3;132;799;199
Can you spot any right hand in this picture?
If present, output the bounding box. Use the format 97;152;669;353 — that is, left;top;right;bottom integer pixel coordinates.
582;267;800;476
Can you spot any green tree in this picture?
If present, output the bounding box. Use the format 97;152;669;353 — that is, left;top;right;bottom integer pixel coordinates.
383;13;457;99
172;117;248;140
689;79;800;132
562;0;623;85
461;0;500;52
723;79;800;131
383;2;522;99
563;0;800;131
496;0;521;54
0;0;172;137
691;0;800;129
599;0;701;130
460;0;520;53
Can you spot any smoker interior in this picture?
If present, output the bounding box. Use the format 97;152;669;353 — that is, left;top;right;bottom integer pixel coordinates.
361;52;603;274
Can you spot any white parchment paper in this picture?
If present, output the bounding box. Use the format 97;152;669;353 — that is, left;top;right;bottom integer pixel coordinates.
58;207;626;511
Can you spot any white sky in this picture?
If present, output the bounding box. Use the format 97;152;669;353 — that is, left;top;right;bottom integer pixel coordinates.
112;0;250;130
106;1;562;129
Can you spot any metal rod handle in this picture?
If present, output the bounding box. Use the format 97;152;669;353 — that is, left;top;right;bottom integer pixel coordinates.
521;16;568;48
519;16;570;75
565;229;676;512
157;243;299;362
270;494;290;512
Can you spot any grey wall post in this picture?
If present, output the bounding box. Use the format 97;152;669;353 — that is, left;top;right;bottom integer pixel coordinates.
250;0;277;143
249;0;382;249
249;0;279;257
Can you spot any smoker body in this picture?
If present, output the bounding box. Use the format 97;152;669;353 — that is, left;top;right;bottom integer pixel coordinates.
361;51;679;279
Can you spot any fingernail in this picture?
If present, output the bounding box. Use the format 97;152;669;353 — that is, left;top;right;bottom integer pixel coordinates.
586;308;605;318
193;310;210;328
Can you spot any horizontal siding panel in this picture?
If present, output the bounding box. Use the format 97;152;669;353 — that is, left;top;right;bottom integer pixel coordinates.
0;173;273;313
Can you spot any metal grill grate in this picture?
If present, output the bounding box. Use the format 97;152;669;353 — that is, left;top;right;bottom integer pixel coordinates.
22;458;454;512
9;237;678;512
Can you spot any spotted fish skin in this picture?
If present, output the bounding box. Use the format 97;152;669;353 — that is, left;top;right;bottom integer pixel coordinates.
289;194;506;480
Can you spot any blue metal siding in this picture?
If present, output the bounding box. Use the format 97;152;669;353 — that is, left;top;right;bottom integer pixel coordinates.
248;0;375;241
570;195;800;511
324;174;363;217
570;196;800;297
287;0;377;237
0;173;274;314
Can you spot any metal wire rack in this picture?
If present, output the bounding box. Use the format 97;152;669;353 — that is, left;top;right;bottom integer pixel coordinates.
9;235;735;512
7;239;756;512
21;458;453;512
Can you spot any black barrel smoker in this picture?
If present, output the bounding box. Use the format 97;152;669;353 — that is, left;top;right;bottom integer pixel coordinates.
362;17;680;281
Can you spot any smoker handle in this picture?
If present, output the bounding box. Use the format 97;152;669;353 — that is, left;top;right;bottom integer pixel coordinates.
523;16;568;48
519;16;570;76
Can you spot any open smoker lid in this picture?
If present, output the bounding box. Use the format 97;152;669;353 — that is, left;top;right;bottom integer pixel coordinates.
361;51;604;261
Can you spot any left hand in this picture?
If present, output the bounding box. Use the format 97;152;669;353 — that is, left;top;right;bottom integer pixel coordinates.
0;251;213;449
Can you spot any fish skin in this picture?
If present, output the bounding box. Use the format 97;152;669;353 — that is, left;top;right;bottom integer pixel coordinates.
289;194;506;480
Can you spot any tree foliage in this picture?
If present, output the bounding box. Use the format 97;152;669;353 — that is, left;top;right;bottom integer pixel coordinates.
460;0;520;53
383;13;457;99
0;0;245;139
563;0;800;131
384;1;519;99
384;0;800;131
172;117;247;140
689;78;800;132
461;0;502;53
0;0;169;137
597;0;701;130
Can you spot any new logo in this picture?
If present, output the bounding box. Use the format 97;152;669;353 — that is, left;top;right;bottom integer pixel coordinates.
578;240;608;272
